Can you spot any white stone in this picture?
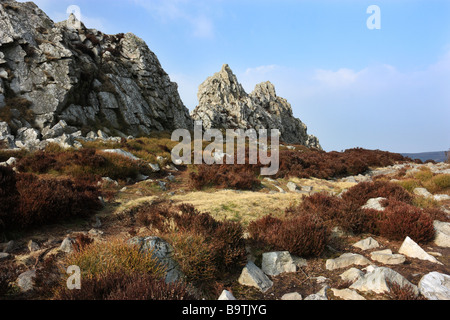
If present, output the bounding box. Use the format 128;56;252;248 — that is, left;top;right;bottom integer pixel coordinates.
361;198;387;212
418;272;450;300
340;268;364;283
331;288;366;300
102;149;140;161
149;163;161;172
218;290;237;301
261;251;297;276
353;237;380;251
238;262;273;293
27;240;40;252
434;194;450;202
59;238;74;254
434;221;450;248
413;188;433;198
398;237;442;265
0;253;10;261
286;182;298;192
350;266;419;296
17;270;36;292
326;253;371;271
281;292;302;300
370;250;406;265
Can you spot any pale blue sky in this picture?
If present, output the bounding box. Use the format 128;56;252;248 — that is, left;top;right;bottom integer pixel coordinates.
21;0;450;153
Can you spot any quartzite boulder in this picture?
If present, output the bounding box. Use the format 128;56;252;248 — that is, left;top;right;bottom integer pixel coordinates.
0;0;193;149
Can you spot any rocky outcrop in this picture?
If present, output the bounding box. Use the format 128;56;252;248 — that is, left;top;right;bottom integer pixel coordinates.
191;64;321;148
0;0;192;150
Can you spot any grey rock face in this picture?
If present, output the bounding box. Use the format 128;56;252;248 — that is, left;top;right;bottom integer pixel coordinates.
0;1;192;149
191;64;321;148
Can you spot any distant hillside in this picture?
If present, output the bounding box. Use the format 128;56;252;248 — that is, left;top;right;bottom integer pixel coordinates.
401;151;448;163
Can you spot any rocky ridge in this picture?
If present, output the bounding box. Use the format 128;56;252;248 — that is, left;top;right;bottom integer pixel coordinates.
191;64;321;149
0;0;192;150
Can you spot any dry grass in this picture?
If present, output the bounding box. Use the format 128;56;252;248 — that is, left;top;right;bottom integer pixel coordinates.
171;190;306;226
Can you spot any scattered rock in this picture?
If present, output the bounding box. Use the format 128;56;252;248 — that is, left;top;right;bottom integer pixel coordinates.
331;288;366;300
17;270;37;292
413;188;433;199
301;186;314;192
158;181;167;191
418;272;450;300
149;163;161;172
88;229;104;237
398;237;442;265
3;240;15;253
99;177;119;187
434;221;450;248
0;253;10;261
361;198;387;212
314;276;329;284
128;236;183;284
281;292;302;300
238;262;273;293
304;294;328;301
218;290;237;301
350;266;419;296
286;182;299;192
261;251;297;276
291;256;308;268
102;149;140;161
59;238;75;254
326;253;371;271
27;240;40;253
304;285;329;300
340;268;364;283
434;194;450;202
370;249;406;265
353;237;380;251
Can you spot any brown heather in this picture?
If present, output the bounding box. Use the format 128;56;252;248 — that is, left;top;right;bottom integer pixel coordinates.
55;271;197;300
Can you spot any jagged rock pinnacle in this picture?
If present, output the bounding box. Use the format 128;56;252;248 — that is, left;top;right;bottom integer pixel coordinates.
191;64;321;149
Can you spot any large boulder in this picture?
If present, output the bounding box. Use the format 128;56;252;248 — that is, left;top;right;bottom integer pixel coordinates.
0;1;193;148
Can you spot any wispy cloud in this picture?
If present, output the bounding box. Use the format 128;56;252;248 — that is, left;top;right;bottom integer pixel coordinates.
131;0;215;39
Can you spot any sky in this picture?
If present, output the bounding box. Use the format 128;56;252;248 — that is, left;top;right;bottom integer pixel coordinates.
20;0;450;153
